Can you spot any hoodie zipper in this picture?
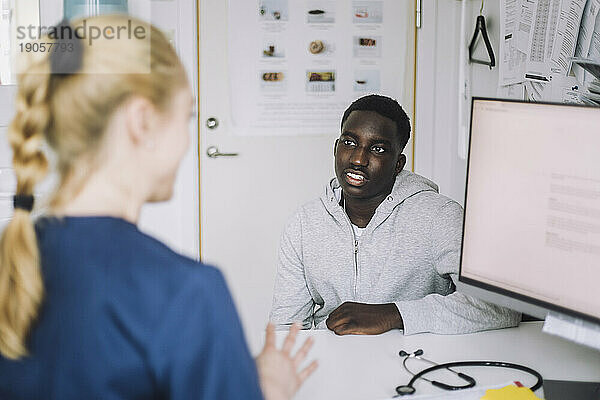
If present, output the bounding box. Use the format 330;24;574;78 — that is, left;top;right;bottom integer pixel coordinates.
341;206;360;299
353;239;359;298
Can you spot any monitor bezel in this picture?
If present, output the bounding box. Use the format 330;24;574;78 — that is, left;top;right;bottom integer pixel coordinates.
458;96;600;326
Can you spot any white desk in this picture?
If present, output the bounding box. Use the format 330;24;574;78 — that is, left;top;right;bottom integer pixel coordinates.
271;322;600;400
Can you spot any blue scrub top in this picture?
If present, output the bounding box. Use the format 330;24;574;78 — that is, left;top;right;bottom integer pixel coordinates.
0;216;264;400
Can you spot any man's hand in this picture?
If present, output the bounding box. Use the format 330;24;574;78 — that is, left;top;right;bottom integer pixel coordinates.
256;323;318;400
325;302;403;335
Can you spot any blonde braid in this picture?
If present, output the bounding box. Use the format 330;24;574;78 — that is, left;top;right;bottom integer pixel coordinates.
0;58;50;359
0;14;187;360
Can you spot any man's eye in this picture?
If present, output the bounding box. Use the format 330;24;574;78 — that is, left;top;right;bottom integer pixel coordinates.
343;139;356;146
372;146;385;153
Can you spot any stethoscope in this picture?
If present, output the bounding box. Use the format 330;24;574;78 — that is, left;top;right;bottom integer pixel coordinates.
395;349;544;396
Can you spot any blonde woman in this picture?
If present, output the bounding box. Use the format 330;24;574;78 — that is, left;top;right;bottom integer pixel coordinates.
0;15;316;400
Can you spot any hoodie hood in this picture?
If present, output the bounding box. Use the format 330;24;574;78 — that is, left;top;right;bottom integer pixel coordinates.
321;169;439;230
323;170;438;207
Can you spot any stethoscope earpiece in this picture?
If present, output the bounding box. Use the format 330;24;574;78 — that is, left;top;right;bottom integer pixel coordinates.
399;349;424;357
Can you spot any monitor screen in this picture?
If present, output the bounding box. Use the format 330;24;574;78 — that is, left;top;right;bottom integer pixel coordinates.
459;98;600;325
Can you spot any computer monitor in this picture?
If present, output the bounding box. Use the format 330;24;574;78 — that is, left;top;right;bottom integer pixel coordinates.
457;98;600;341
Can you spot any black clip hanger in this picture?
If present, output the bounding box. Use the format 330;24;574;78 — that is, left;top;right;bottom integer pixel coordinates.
469;10;495;69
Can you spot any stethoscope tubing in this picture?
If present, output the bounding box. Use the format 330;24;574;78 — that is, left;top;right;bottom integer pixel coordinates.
404;360;543;392
402;355;470;384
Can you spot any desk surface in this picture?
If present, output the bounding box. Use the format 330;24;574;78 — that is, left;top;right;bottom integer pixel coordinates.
271;322;600;400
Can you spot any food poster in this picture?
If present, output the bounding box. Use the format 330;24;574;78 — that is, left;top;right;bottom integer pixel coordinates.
229;0;413;136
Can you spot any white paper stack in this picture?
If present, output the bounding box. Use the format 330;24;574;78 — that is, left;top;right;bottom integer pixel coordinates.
570;58;600;104
579;77;600;104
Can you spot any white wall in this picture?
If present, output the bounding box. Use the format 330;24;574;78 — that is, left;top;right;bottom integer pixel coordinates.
415;0;502;205
0;1;200;258
1;0;507;240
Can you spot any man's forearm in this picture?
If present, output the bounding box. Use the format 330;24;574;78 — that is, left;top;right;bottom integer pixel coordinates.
326;302;404;335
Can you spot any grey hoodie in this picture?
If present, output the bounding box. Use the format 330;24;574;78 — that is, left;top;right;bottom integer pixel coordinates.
270;170;521;335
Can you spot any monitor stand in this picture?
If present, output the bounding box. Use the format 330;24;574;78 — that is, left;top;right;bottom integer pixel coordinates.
542;313;600;352
543;380;600;400
541;314;600;399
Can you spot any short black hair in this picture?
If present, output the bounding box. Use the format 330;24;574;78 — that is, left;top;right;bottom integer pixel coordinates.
341;94;411;151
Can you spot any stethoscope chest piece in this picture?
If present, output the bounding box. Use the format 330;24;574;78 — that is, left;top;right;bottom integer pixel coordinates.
395;385;416;396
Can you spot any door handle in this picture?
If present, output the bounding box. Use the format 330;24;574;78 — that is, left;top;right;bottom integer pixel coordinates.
206;146;238;158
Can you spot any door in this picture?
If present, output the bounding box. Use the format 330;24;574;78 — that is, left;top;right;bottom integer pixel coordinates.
199;0;415;352
136;0;200;258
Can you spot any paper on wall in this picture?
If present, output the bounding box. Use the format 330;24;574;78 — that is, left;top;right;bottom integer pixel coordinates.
524;73;580;102
525;80;548;100
524;0;557;82
589;24;600;59
576;13;600;87
517;0;537;53
500;0;527;86
228;0;412;136
572;0;600;83
549;0;586;74
503;0;589;104
497;82;526;99
549;74;582;102
524;0;586;82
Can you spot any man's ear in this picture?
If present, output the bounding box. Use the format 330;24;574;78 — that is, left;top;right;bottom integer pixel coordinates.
333;138;339;157
125;96;156;147
396;154;406;175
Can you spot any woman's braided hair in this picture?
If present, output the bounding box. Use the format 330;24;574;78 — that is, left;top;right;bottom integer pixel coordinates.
0;14;187;359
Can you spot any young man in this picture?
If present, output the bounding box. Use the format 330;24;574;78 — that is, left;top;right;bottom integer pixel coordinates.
270;94;520;335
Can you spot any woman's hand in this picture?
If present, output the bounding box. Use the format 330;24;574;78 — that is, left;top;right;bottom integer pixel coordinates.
256;323;318;400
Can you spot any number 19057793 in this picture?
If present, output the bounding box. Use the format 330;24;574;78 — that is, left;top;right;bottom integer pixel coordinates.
18;42;74;53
